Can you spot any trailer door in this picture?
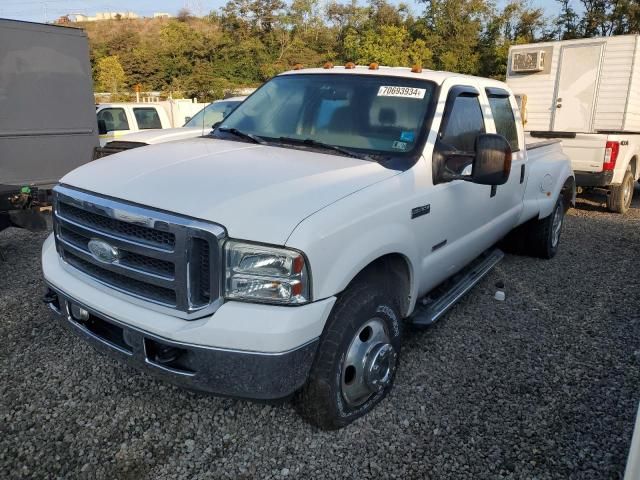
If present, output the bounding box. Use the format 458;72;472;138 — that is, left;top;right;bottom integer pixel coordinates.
552;43;603;132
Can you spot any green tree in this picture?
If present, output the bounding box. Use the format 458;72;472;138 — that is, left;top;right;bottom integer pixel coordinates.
96;55;126;94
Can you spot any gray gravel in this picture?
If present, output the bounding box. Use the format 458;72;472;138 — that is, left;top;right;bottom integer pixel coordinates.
1;187;640;479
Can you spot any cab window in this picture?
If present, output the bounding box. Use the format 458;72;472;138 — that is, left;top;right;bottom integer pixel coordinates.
487;94;519;152
439;94;485;152
133;108;162;130
433;88;485;181
97;108;129;132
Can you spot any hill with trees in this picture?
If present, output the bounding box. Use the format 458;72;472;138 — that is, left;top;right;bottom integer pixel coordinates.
83;0;640;101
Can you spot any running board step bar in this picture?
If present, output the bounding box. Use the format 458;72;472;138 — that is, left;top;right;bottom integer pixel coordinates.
409;248;504;327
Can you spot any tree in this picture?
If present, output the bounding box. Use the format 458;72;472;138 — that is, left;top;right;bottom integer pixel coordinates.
96;55;126;94
556;0;580;38
416;0;489;74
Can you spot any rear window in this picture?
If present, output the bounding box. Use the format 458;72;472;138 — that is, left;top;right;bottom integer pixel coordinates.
97;108;129;132
487;95;519;151
133;108;162;130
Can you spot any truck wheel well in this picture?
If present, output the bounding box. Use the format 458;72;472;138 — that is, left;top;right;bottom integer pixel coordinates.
562;176;575;209
630;156;638;178
345;254;412;318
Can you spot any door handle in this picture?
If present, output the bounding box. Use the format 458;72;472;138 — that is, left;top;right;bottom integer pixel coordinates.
520;164;525;183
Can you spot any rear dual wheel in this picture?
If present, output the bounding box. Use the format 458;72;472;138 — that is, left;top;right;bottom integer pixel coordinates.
607;169;634;214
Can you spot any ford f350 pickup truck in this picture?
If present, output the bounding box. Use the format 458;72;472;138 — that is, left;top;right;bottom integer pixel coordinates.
42;65;574;429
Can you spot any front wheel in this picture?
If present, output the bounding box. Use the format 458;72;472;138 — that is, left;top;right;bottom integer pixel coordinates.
297;281;402;430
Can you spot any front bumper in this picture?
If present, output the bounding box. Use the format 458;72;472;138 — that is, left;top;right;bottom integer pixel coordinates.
46;285;319;400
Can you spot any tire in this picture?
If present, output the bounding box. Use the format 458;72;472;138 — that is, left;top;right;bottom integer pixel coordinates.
607;169;634;214
297;280;402;430
529;195;565;259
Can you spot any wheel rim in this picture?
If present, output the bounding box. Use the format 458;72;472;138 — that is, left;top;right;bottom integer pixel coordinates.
341;318;397;407
551;203;563;248
623;176;633;207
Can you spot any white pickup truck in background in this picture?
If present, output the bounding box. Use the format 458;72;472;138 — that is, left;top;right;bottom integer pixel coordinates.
507;35;640;213
94;97;245;157
96;100;206;146
43;66;574;429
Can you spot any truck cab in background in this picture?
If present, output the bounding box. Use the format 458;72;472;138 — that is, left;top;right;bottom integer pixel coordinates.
94;97;246;158
507;35;640;213
96;100;206;146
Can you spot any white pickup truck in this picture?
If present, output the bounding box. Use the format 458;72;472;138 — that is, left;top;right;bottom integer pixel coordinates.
506;36;640;213
96;100;206;146
42;66;574;429
94;97;245;157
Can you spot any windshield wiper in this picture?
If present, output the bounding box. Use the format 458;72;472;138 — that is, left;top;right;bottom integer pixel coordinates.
217;127;267;145
277;137;374;162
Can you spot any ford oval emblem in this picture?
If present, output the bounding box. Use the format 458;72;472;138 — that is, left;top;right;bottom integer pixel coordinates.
88;239;119;264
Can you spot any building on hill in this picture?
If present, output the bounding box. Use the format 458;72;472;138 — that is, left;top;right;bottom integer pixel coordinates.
68;12;139;22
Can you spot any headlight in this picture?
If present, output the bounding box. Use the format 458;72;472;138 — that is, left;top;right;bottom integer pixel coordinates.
224;240;310;305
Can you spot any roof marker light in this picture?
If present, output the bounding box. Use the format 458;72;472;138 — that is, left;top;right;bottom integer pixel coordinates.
411;64;423;73
323;62;334;69
369;63;379;70
345;62;356;69
293;63;303;70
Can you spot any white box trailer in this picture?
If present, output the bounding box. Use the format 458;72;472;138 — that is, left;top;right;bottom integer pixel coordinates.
0;19;98;231
506;35;640;213
507;35;640;133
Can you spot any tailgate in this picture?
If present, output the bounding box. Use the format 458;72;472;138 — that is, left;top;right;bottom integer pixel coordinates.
525;133;607;173
559;134;608;172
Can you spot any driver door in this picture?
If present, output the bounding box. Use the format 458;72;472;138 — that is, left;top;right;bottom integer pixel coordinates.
418;85;497;291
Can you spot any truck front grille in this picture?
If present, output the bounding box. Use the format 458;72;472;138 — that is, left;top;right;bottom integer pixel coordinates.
52;185;225;320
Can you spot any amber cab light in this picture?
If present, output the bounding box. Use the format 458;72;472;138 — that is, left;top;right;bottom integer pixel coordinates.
369;63;379;70
323;62;334;69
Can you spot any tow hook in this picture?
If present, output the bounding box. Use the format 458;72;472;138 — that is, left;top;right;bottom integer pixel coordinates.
42;289;58;305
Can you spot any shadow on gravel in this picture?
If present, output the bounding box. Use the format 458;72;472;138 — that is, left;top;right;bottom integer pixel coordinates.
1;197;640;480
573;183;640;213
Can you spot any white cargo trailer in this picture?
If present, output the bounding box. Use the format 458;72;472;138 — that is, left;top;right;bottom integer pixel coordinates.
0;19;98;231
506;35;640;213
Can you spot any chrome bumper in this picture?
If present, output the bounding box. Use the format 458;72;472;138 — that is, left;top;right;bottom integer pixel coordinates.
45;285;318;400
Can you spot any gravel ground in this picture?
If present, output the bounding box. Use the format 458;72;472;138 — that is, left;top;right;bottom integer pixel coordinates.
1;187;640;479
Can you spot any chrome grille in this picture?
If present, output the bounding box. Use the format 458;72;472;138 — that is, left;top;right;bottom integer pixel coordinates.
52;185;225;320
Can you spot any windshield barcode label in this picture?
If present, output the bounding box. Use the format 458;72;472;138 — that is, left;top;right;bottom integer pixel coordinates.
377;86;426;99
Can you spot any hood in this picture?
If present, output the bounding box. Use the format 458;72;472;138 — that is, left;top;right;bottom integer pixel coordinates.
117;127;207;144
62;138;399;245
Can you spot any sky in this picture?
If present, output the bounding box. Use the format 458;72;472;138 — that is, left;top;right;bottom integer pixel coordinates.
0;0;563;24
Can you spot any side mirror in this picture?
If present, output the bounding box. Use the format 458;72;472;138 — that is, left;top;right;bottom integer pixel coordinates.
184;116;192;124
97;119;108;135
211;121;222;130
471;134;512;185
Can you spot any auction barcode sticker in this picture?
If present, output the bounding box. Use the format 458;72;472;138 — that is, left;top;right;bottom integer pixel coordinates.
377;86;426;99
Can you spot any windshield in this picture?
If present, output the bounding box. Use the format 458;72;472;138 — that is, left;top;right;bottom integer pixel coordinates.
218;74;436;156
184;100;242;128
